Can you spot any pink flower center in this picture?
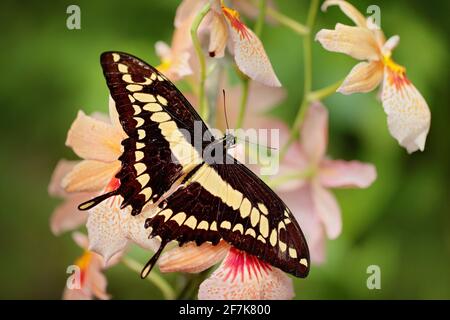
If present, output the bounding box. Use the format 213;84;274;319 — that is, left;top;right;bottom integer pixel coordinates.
223;247;272;283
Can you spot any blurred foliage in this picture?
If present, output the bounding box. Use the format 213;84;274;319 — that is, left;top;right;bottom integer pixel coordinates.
0;0;449;299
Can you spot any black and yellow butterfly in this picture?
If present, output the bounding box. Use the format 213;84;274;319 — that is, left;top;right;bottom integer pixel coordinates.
79;52;310;279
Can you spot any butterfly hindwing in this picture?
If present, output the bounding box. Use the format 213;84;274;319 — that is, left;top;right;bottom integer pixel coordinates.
146;156;310;278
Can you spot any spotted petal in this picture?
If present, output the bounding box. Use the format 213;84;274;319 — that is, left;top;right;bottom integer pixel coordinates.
319;159;377;188
223;7;281;87
198;248;294;300
86;179;159;262
381;65;431;153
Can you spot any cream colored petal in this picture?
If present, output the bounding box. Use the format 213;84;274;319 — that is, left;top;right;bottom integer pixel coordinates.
50;193;90;235
315;24;381;61
48;159;79;197
159;241;230;273
62;160;120;193
322;0;367;27
381;65;431;153
208;13;228;58
198;248;294;300
86;191;159;262
66;110;123;162
72;231;90;250
382;35;400;56
338;61;384;94
223;8;281;87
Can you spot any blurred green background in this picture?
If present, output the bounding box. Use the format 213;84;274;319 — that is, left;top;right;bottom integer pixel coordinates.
1;0;449;299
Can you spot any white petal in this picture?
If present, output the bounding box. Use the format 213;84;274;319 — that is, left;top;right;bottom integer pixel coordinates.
322;0;367;27
223;8;281;87
381;65;431;153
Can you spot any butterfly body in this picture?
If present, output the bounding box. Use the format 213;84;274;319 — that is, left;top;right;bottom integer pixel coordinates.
79;52;310;279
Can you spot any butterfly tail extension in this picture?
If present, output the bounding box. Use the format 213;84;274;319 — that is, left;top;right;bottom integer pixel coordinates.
140;239;169;279
77;190;119;211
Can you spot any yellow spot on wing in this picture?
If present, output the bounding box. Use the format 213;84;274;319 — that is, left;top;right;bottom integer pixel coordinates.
138;130;146;140
259;215;269;238
112;53;120;62
289;248;297;259
197;221;209;230
118;63;128;73
151;112;171;123
239;198;251;218
134;163;146;176
143;103;163;112
171;212;187;225
159;209;173;222
258;203;269;215
134;93;156;103
135;151;144;161
139;187;152;202
232;224;244;234
300;258;308;267
269;229;277;246
220;221;231;230
157;95;168;106
137;173;150;187
245;228;256;238
126;84;143;92
250;207;260;227
184;216;198;229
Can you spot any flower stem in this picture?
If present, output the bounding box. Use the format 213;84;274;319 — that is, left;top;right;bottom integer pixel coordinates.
122;256;176;300
308;79;343;101
236;77;250;129
280;0;319;160
266;6;309;35
191;3;211;120
254;0;268;37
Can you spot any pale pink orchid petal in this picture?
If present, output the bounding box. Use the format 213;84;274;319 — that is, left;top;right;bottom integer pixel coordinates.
174;0;206;27
278;185;326;264
312;183;342;239
315;24;380;61
300;102;329;164
62;160;121;193
231;0;277;24
319;159;377;189
66;111;123;162
50;193;89;235
198;248;294;300
159;241;230;273
208;13;228;58
381;65;431;153
338;61;384;94
48;159;79;197
223;7;281;87
321;0;367;28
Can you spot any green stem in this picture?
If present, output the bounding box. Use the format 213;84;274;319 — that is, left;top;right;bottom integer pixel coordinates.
191;3;211;120
254;0;268;37
122;256;176;300
308;79;343;101
280;0;319;160
266;5;309;35
236;77;250;129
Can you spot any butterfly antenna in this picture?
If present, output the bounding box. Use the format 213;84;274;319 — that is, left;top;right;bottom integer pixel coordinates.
236;136;278;151
223;89;230;135
78;190;119;211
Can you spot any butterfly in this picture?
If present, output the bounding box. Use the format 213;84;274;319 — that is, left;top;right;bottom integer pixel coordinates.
78;52;310;279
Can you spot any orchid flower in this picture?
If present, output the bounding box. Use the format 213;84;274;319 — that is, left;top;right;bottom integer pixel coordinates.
174;0;281;87
158;241;294;300
273;102;376;263
63;232;120;300
315;0;431;153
